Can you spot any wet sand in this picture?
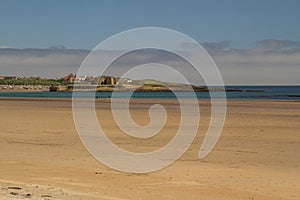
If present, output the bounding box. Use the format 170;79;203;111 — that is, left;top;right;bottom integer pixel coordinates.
0;99;299;199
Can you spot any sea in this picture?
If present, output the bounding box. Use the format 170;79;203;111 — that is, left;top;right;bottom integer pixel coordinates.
0;86;299;100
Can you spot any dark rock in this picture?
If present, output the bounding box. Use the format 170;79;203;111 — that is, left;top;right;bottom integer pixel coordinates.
8;186;22;190
41;194;52;197
25;193;32;198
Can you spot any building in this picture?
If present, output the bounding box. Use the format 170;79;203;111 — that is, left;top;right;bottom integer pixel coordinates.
62;73;118;86
63;73;76;83
98;76;117;86
75;75;86;82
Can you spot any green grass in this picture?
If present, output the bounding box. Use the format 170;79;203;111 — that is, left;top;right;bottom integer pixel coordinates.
0;78;65;85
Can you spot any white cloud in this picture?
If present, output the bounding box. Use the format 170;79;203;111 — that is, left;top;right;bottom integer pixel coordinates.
0;40;299;85
0;48;88;78
0;45;14;49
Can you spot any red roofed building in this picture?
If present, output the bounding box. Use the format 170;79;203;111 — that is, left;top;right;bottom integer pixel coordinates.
63;73;76;83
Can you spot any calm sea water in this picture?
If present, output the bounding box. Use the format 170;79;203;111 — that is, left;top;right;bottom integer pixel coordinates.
0;86;299;100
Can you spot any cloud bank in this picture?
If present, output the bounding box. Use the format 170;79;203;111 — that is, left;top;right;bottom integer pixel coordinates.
0;48;88;78
0;40;299;85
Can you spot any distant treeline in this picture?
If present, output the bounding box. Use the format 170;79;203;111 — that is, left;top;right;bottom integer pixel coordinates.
0;77;66;85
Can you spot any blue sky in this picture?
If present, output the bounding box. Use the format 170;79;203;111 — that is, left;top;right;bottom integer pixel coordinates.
1;0;300;49
0;0;300;85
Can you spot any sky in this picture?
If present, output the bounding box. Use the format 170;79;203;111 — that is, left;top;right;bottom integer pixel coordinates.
0;0;300;85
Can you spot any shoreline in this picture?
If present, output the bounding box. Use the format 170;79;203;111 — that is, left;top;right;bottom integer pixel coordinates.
0;97;299;102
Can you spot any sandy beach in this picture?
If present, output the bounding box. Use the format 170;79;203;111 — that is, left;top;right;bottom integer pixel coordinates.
0;98;299;200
